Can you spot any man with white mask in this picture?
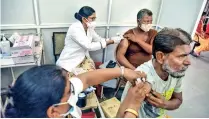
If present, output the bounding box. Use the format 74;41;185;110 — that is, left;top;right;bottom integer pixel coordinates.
116;9;157;70
56;6;122;76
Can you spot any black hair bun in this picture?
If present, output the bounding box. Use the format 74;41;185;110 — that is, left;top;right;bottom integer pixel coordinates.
74;12;79;19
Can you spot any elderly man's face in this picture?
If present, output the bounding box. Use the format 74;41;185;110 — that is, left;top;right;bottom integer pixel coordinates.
162;45;192;78
138;14;153;25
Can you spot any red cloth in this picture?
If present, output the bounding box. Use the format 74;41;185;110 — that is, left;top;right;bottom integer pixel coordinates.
82;112;95;118
206;23;209;33
94;62;102;69
196;19;203;34
204;24;209;39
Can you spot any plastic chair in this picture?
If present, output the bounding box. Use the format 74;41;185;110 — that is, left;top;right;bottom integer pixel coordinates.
52;32;67;62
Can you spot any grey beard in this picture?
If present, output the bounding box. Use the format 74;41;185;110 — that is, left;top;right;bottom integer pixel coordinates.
162;63;187;78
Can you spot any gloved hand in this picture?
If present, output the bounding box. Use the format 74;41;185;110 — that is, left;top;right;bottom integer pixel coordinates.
84;86;96;94
111;33;123;44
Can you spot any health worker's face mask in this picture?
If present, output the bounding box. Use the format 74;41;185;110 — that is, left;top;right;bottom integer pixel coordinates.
77;13;97;29
52;77;83;118
85;18;96;29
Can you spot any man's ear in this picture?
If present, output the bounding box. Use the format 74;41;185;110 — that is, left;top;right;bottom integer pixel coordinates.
137;19;140;26
156;51;166;64
47;106;62;118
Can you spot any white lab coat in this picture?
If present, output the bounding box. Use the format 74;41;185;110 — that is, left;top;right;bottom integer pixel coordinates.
56;21;107;72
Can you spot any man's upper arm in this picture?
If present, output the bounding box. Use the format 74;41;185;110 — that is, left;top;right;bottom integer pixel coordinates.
116;38;129;59
172;92;182;101
135;66;155;87
174;78;183;93
116;29;132;58
172;78;183;101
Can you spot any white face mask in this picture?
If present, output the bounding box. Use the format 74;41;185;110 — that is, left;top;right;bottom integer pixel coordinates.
140;24;152;32
86;21;96;29
78;13;96;29
84;17;96;29
67;77;83;118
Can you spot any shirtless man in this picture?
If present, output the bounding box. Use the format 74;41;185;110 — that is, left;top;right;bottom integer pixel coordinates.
116;9;157;70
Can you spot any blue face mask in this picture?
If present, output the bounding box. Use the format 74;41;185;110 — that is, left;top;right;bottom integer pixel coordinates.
53;77;83;118
52;102;74;117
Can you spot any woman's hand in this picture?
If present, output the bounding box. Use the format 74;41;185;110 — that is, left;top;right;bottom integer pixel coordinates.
106;40;114;45
123;68;152;111
123;68;146;85
116;69;151;118
122;81;152;117
125;82;145;109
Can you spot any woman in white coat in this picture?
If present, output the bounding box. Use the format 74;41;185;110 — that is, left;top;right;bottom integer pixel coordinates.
56;6;121;77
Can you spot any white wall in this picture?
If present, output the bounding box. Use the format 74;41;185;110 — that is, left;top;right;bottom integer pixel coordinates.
1;0;35;24
38;0;109;24
158;0;204;33
1;0;205;87
110;0;161;25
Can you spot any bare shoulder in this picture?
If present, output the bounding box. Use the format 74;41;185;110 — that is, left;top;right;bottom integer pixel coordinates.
118;38;130;48
124;28;134;35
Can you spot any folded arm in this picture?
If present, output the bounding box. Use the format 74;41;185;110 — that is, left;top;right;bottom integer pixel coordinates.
164;92;182;110
135;31;157;54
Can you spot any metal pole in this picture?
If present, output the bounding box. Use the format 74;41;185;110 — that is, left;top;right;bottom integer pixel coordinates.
33;0;40;26
156;0;164;28
103;0;113;62
33;0;45;64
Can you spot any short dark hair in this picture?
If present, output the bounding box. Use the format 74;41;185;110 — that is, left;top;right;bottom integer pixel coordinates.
74;6;95;22
5;65;66;118
152;27;192;58
137;8;153;20
202;12;206;16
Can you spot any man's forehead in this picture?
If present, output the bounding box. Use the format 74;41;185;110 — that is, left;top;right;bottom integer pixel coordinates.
172;45;192;55
142;15;152;19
